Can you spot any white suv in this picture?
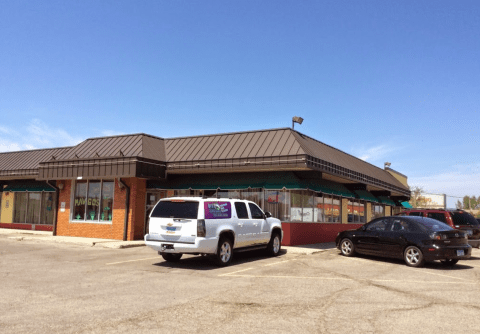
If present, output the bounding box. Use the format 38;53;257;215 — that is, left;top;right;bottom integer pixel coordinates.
144;197;283;266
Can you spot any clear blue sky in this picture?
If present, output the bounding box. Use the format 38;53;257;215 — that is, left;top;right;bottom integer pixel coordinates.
1;1;479;207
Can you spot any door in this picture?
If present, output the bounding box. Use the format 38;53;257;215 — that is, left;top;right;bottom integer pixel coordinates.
248;203;268;244
356;219;389;254
145;191;167;235
233;201;251;248
379;217;408;258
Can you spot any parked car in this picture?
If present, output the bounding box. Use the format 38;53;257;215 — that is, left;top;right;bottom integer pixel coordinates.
144;197;283;266
336;216;472;267
399;209;480;248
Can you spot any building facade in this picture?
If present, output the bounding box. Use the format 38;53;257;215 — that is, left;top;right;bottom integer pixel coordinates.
0;128;410;245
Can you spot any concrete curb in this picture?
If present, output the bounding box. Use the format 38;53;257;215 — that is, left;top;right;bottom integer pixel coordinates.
1;228;336;252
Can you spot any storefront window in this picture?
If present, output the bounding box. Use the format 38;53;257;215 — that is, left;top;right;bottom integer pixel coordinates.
372;204;384;219
74;181;87;220
315;193;326;222
240;188;263;207
348;200;365;223
86;181;101;220
323;195;341;223
73;180;114;222
13;193;27;223
100;181;114;221
27;192;41;224
40;192;55;225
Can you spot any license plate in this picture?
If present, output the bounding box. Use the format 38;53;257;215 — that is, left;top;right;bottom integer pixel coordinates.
166;226;176;231
465;230;473;236
457;249;464;256
161;244;174;251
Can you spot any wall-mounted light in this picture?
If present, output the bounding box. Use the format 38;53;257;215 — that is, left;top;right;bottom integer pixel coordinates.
292;116;304;129
58;183;64;190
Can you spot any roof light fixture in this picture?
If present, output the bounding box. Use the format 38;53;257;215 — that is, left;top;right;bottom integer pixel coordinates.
292;116;304;129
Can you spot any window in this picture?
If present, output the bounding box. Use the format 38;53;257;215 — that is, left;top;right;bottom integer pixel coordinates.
372;204;385;219
13;193;27;223
450;211;479;226
264;190;288;221
348;200;365;223
427;212;447;224
408;211;423;217
248;203;264;219
366;219;389;232
13;192;56;225
235;202;249;219
73;180;114;222
151;200;199;219
323;195;341;223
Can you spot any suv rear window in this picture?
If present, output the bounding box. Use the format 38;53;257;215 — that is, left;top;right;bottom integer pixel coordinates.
450;211;479;226
151;201;199;219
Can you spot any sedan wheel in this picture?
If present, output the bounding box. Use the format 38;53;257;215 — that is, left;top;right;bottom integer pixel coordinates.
404;246;425;267
340;238;355;257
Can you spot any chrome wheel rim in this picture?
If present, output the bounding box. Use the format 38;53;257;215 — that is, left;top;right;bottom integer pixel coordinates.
406;248;420;264
273;236;280;253
341;240;352;255
220;242;231;263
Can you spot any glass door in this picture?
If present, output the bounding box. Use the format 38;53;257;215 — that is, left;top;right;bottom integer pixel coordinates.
145;190;167;235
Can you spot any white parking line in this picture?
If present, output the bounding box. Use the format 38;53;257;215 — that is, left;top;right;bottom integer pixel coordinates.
218;267;255;277
106;257;160;265
262;259;296;267
222;274;477;284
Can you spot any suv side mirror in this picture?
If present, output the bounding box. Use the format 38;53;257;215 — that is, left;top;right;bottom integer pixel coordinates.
265;211;272;218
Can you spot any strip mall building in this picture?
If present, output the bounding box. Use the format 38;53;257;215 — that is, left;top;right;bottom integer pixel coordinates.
0;128;410;245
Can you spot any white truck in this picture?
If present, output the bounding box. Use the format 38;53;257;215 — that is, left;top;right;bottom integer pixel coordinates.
144;197;283;266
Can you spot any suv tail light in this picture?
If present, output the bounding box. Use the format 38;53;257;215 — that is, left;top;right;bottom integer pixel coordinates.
197;219;206;237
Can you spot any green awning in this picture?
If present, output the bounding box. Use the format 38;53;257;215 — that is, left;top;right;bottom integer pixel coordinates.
262;172;308;190
308;180;355;198
147;172;355;198
378;196;396;206
3;183;55;192
354;190;380;203
401;201;413;208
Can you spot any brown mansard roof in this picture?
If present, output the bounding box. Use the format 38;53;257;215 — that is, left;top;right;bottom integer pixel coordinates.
0;128;408;194
0;147;72;177
55;133;166;161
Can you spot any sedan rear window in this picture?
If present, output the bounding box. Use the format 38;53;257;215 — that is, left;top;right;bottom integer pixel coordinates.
450;211;479;226
150;201;199;219
415;217;453;232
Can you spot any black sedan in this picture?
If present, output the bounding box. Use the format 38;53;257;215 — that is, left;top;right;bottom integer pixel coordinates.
336;216;472;267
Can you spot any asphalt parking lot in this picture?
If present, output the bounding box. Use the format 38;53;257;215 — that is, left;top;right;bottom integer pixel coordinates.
1;234;480;334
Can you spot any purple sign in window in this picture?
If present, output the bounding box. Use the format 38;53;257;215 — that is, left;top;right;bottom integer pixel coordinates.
204;202;231;219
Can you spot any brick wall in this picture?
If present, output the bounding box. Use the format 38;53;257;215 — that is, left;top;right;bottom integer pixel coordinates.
56;178;146;240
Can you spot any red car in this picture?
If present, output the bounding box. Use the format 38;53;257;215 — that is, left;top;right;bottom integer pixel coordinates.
399;209;480;248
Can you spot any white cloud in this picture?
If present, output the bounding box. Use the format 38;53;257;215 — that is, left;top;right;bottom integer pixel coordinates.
100;130;125;137
353;144;401;163
0;119;85;152
0;138;22;152
409;163;480;207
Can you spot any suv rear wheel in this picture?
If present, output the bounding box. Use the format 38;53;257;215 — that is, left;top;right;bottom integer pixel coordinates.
215;237;233;267
161;253;182;262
